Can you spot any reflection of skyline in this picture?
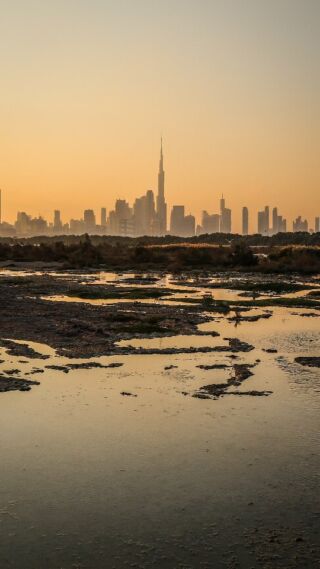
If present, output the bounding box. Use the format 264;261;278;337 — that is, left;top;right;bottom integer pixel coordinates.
0;141;318;237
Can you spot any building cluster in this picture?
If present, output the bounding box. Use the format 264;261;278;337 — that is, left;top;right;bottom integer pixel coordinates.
0;146;319;238
256;206;287;236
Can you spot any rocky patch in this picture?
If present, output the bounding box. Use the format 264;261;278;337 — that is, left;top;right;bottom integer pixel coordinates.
295;357;320;368
193;363;272;399
0;375;40;393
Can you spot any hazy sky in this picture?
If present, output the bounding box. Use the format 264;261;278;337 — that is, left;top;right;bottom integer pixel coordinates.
0;0;319;231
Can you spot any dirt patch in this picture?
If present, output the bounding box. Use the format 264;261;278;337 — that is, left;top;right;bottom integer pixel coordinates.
0;275;211;358
45;362;124;373
193;363;272;399
0;375;40;392
0;339;49;360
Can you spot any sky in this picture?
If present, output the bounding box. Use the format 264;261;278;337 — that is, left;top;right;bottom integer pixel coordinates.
0;0;319;232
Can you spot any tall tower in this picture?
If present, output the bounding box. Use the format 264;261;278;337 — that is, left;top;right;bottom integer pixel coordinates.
242;207;249;235
220;195;231;233
156;138;167;235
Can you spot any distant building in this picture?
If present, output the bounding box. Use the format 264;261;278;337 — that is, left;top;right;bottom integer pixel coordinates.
293;216;308;232
156;139;167;235
0;222;15;236
183;214;196;237
170;205;185;235
201;211;220;234
242;207;249;235
53;210;62;233
101;208;107;227
70;219;85;234
315;217;320;233
220;196;231;233
170;206;195;236
83;209;96;233
271;207;286;235
15;212;31;235
272;207;279;234
15;212;48;236
145;190;156;233
257;206;270;235
119;218;135;236
107;200;132;235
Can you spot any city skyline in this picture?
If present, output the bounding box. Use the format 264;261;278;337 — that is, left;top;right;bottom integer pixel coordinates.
0;141;318;237
0;136;318;234
0;1;319;231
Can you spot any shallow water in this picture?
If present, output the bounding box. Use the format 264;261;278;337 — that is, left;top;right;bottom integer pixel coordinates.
0;272;319;569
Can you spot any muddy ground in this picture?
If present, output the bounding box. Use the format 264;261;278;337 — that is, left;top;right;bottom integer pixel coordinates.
0;272;318;360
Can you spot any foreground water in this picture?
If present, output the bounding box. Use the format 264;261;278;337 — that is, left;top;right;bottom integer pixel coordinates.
0;272;319;568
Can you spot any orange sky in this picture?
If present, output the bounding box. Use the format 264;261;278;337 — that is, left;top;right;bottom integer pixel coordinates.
0;0;319;232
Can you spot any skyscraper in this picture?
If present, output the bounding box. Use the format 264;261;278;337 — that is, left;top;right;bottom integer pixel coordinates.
84;209;96;232
201;211;220;234
53;210;62;232
156;138;167;235
242;207;249;235
264;206;270;234
293;216;308;232
145;190;156;234
272;207;279;235
257;206;270;235
315;217;320;233
220;195;232;233
170;205;185;235
101;208;107;227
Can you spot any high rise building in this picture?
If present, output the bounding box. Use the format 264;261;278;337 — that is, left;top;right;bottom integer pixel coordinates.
108;199;132;235
101;208;107;227
170;206;195;236
220;195;232;233
83;209;96;233
281;218;287;232
15;212;31;235
145;190;156;233
258;211;265;235
272;207;279;234
156;139;167;235
293;216;308;232
170;205;185;235
315;217;320;233
242;207;249;235
133;196;147;235
257;206;270;235
70;219;85;234
53;210;62;233
201;211;220;234
183;215;196;236
264;206;270;234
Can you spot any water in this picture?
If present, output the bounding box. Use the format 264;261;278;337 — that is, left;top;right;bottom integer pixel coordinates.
0;272;319;568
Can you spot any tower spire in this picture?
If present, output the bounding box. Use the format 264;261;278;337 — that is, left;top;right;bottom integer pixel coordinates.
159;136;164;171
157;137;167;234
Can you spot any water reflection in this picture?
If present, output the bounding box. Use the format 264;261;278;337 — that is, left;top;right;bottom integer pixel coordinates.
0;270;319;568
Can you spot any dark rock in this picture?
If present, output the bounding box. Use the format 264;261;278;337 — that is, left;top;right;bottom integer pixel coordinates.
295;357;320;368
0;339;49;360
0;375;40;393
197;364;229;370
